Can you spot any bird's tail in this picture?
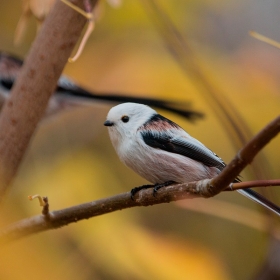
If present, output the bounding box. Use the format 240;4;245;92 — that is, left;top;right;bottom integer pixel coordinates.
238;188;280;216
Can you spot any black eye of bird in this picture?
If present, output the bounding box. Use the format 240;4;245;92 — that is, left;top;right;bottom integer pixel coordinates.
121;116;129;123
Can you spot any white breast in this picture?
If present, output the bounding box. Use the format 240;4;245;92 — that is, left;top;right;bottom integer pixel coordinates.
117;133;221;184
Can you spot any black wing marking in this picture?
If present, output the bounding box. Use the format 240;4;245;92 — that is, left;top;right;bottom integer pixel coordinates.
141;130;225;170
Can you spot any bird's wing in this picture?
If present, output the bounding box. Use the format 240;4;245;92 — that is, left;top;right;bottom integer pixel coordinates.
141;130;225;170
141;129;280;216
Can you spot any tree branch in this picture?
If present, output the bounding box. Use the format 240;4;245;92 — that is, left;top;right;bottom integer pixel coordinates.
1;179;280;244
207;115;280;196
226;180;280;191
0;116;280;242
0;0;98;202
0;114;279;244
0;184;198;244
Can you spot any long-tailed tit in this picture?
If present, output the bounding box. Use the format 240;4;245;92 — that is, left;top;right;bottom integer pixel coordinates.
104;102;280;216
0;51;202;121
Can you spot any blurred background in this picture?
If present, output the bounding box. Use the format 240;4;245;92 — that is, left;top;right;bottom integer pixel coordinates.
0;0;280;279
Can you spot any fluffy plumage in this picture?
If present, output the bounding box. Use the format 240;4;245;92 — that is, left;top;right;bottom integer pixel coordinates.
105;102;280;216
105;103;224;184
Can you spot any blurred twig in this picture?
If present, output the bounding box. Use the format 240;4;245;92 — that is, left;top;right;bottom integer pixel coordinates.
61;0;95;62
250;31;280;49
0;0;98;203
0;114;279;243
210;115;280;196
28;195;50;218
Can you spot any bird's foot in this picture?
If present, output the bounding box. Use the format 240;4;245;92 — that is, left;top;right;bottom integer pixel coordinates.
131;181;176;200
130;184;154;200
153;181;176;197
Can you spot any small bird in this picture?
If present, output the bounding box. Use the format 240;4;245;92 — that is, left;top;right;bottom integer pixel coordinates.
104;102;280;216
0;51;202;121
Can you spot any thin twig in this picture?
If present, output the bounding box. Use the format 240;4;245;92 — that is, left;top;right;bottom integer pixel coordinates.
225;180;280;191
208;115;280;196
250;31;280;49
42;197;50;219
0;177;280;244
61;0;95;62
0;183;199;244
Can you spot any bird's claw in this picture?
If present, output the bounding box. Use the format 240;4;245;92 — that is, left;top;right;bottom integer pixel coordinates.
131;181;176;200
152;181;176;197
130;184;154;200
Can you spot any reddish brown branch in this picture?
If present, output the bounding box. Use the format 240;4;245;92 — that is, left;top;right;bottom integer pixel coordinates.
226;180;280;191
0;184;198;243
0;115;280;243
0;0;98;202
205;115;280;197
0;178;280;244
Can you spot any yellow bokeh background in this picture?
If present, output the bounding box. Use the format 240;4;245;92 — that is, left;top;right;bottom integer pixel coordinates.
0;0;280;279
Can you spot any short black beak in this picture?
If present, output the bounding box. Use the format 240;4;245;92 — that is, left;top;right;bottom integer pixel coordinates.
104;120;114;127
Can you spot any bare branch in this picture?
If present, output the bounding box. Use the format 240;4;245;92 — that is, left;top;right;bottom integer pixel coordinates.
0;0;98;202
226;180;280;191
0;115;279;243
0;183;198;244
208;115;280;196
1;178;280;244
0;114;279;244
